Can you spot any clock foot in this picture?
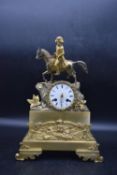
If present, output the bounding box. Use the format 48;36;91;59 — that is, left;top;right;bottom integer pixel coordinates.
75;148;103;163
15;143;42;160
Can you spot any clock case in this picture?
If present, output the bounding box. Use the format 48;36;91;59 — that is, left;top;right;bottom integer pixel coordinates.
41;81;88;111
16;81;103;162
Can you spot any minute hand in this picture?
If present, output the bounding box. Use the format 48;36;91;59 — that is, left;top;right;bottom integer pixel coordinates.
60;93;64;108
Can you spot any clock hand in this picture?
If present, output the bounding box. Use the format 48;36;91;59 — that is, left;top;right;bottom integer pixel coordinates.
60;99;62;108
60;93;64;108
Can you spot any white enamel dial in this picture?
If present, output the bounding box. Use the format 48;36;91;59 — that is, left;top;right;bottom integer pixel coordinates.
49;83;75;110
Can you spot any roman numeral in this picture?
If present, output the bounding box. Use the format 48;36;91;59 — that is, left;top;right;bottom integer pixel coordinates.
52;98;57;101
68;90;72;93
66;99;71;102
69;95;73;97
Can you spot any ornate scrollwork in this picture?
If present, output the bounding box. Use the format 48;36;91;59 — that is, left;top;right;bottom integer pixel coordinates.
25;119;94;141
35;81;88;112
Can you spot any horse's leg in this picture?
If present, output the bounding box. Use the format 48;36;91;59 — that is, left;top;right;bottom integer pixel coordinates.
71;68;77;84
73;72;77;84
70;65;77;83
42;70;49;82
66;65;77;83
66;65;72;78
66;69;71;79
50;73;54;82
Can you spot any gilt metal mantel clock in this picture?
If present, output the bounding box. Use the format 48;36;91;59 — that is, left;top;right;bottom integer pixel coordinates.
16;36;103;162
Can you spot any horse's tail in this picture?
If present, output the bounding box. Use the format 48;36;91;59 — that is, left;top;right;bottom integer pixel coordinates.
73;60;88;73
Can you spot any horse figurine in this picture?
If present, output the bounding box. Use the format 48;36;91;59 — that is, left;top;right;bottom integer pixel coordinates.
35;48;88;82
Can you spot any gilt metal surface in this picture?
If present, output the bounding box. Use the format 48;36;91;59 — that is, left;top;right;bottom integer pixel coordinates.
16;36;103;162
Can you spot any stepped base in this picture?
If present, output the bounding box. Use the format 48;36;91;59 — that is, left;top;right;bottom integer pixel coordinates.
16;110;103;162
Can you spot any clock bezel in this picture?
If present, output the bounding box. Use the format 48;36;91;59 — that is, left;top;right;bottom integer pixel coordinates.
46;81;78;111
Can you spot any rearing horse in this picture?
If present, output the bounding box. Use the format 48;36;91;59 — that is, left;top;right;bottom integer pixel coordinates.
35;48;88;82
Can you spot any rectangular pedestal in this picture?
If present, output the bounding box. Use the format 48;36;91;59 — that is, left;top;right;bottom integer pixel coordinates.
29;110;90;125
16;109;103;162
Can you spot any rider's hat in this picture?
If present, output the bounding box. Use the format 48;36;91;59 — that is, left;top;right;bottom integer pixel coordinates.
55;36;64;43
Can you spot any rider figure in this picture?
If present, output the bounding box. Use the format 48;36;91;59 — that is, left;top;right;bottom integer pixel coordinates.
54;36;66;75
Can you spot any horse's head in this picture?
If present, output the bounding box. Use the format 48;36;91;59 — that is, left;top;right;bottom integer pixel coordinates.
35;48;52;61
35;48;44;60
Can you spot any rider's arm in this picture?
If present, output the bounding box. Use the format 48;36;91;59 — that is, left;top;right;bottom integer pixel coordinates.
57;46;65;58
